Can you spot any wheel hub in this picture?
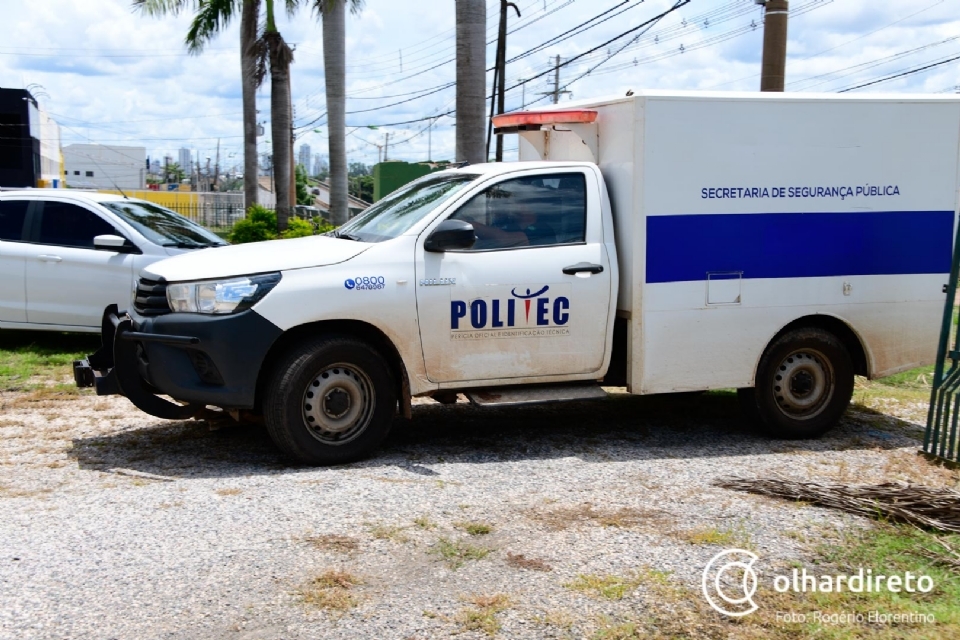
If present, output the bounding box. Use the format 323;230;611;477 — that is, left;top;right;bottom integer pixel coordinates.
772;350;834;419
302;365;375;444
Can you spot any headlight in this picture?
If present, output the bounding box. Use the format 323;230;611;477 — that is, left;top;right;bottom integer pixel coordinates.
166;273;281;315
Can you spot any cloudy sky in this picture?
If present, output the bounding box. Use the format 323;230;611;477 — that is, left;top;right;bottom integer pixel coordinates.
3;0;960;170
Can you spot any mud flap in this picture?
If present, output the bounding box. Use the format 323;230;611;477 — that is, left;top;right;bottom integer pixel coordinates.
74;305;203;421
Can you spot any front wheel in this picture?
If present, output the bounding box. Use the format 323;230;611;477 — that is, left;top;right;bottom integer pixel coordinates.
738;328;854;439
264;336;397;465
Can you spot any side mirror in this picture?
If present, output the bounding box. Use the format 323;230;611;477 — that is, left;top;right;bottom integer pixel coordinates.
94;234;135;253
424;219;476;252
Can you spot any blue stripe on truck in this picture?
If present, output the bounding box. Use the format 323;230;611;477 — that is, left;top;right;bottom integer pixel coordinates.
645;210;955;283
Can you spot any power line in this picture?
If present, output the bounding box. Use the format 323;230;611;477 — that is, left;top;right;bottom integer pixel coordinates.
838;52;960;92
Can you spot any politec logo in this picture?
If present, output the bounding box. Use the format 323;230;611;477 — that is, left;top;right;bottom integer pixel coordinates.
701;549;759;617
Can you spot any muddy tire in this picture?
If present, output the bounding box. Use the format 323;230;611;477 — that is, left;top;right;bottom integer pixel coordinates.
264;336;396;465
738;328;854;439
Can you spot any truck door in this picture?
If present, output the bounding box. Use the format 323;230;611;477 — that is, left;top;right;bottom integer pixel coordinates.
415;169;613;383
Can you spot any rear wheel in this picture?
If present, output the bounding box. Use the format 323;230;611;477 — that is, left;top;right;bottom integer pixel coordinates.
264;336;397;465
738;328;854;439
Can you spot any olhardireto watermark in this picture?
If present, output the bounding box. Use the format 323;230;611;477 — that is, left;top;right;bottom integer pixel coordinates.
701;549;937;624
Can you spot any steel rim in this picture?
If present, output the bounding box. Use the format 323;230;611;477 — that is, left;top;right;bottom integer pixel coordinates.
771;348;834;420
301;363;375;445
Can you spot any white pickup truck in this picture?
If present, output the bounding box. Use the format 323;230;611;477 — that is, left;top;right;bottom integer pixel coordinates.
75;91;959;464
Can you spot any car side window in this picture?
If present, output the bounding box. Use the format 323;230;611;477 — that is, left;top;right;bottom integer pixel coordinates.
36;202;118;249
447;172;587;251
0;200;29;241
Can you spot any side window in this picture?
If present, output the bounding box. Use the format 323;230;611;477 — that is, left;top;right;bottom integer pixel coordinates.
37;202;117;249
448;173;586;251
0;200;29;241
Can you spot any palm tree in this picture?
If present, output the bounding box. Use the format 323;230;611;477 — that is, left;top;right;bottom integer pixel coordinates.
133;0;260;211
311;1;365;226
258;0;296;231
455;0;486;164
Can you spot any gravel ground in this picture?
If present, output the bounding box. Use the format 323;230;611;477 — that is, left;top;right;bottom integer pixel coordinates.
0;385;952;639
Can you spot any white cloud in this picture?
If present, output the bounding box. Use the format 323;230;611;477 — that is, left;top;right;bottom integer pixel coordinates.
2;0;959;168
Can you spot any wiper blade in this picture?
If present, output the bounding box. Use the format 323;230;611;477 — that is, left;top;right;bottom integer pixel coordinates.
334;229;361;241
163;241;216;249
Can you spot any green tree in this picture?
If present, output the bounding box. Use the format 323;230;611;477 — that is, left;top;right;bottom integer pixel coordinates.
348;174;373;203
295;164;312;205
165;162;186;183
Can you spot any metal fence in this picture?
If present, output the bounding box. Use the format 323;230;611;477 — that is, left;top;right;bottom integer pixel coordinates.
166;202;253;233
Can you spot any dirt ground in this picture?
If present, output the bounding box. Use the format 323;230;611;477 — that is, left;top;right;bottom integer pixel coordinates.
1;375;958;639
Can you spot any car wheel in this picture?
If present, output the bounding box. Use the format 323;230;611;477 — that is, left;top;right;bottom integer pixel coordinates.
264;336;397;465
738;328;854;439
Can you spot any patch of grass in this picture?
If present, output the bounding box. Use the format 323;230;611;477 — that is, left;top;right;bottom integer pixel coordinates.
681;521;752;548
456;521;492;536
432;537;492;569
413;515;437;530
215;488;242;496
366;522;409;543
300;569;362;611
590;616;643;640
455;593;511;636
306;534;359;553
0;332;100;391
564;573;643;601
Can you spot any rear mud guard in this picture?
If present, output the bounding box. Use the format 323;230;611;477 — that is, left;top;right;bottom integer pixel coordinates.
74;305;203;421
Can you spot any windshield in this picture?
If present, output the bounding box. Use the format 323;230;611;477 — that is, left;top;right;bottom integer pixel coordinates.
101;200;228;248
335;173;478;243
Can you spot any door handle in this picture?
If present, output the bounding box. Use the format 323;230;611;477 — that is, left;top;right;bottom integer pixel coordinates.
38;255;62;263
562;262;603;275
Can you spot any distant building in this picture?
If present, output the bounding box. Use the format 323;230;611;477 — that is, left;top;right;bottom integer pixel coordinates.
298;144;311;171
63;143;146;189
178;147;193;175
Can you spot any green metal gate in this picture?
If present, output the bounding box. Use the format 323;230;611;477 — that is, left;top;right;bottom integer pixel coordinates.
925;217;960;463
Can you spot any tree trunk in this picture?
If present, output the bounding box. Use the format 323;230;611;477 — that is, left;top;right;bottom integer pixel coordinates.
455;0;486;164
324;0;349;225
268;32;294;231
240;0;259;211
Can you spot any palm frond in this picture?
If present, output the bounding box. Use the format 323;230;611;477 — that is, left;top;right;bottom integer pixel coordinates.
185;0;240;53
311;0;365;19
131;0;195;17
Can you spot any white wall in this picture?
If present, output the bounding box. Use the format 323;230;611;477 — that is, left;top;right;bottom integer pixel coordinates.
63;143;145;189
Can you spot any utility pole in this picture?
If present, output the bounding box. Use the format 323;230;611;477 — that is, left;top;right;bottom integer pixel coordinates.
427;118;433;161
495;1;520;162
540;55;572;104
383;132;390;162
758;0;788;92
486;1;520;161
213;138;220;192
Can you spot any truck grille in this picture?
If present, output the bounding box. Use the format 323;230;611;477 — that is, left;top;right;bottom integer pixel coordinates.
134;277;170;316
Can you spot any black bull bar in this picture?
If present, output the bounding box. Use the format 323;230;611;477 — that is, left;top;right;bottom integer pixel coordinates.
73;305;204;420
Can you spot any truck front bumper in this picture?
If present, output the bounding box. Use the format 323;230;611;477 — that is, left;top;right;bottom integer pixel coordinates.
73;305;283;419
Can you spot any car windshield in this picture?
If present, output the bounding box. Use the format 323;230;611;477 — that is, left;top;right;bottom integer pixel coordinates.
334;173;478;243
101;200;228;248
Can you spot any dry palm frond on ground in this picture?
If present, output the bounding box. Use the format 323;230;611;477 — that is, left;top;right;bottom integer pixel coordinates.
715;477;960;533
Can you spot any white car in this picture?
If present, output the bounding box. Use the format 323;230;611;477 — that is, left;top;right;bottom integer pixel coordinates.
0;189;227;332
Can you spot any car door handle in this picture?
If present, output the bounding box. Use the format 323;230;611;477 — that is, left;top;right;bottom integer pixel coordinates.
38;255;62;263
562;262;603;275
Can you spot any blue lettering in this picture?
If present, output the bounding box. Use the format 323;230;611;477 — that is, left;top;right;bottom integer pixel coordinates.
451;301;467;329
492;299;504;328
553;297;570;325
470;300;487;329
507;299;515;326
701;188;708;199
536;298;549;326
